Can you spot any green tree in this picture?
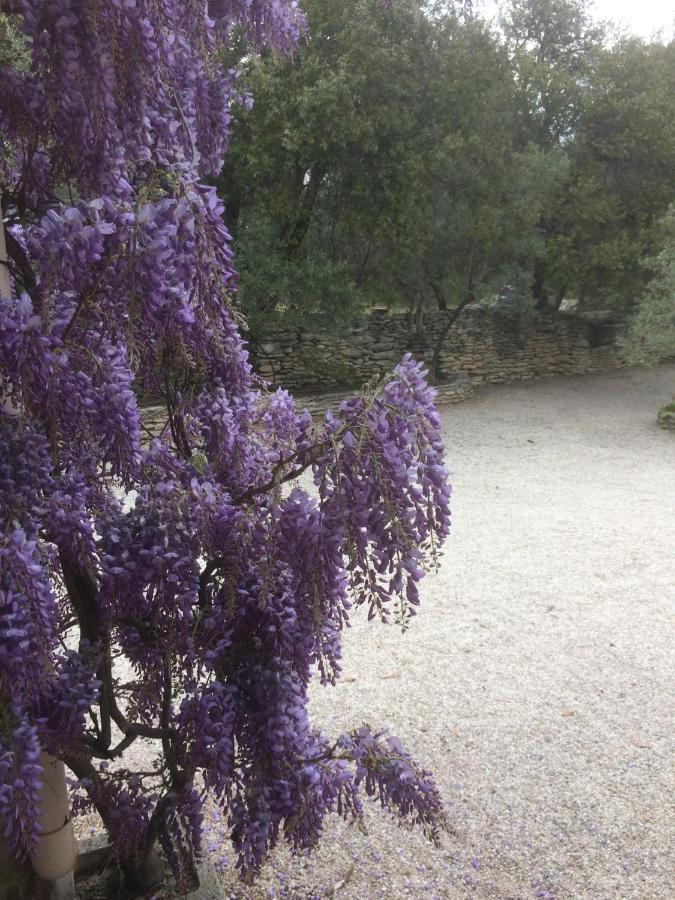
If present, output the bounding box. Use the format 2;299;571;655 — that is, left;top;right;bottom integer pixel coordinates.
221;0;675;345
503;0;675;312
222;1;543;340
220;0;444;333
560;37;675;310
621;204;675;365
501;0;606;306
372;13;522;313
502;0;605;148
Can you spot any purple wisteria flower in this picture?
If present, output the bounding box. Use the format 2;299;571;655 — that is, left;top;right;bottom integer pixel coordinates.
0;0;452;883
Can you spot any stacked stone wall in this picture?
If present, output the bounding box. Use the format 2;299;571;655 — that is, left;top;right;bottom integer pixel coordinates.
251;307;623;392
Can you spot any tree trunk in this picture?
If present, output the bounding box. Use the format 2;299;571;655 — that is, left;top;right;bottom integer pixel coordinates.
285;165;325;259
532;260;549;309
0;194;10;298
223;194;241;240
407;289;423;339
432;283;448;311
62;752;165;895
217;159;243;241
430;291;475;383
0;841;37;899
121;849;166;895
552;282;568;312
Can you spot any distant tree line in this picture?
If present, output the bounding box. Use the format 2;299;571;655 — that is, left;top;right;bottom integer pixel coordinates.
215;0;675;348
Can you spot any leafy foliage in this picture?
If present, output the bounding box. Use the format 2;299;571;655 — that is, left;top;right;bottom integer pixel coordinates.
563;37;675;310
223;0;675;336
621;205;675;365
235;218;363;334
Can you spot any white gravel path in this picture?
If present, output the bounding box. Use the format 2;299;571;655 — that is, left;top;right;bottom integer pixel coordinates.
210;364;675;900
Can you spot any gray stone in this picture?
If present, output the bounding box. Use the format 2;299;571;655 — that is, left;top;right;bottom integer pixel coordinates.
191;856;222;899
47;873;76;900
74;833;222;899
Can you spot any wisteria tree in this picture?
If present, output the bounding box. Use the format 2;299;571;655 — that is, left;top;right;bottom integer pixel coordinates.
0;0;451;892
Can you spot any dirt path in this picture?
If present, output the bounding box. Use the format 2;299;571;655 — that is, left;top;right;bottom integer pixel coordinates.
212;365;675;899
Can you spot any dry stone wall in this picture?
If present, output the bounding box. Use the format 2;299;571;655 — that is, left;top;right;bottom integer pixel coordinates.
139;308;623;431
250;306;623;393
140;375;476;439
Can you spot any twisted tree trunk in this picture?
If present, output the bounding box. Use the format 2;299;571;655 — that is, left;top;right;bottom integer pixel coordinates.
430;290;475;383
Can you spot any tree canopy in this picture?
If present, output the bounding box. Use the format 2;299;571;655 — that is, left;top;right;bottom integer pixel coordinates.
221;0;675;335
621;204;675;365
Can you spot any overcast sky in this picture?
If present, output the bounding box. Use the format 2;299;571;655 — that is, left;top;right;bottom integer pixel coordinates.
592;0;673;39
477;1;674;42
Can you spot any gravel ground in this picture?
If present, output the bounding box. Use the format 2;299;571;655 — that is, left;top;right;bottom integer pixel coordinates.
74;365;675;899
208;365;675;900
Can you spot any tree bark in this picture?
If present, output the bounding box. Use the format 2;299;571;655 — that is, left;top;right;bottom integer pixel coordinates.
552;282;568;311
0;840;37;899
62;753;165;894
532;260;549;309
0;193;10;298
285;165;325;259
430;291;475;383
431;283;448;311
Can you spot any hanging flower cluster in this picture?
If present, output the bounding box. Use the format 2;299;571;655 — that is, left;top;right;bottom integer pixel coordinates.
0;0;452;883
